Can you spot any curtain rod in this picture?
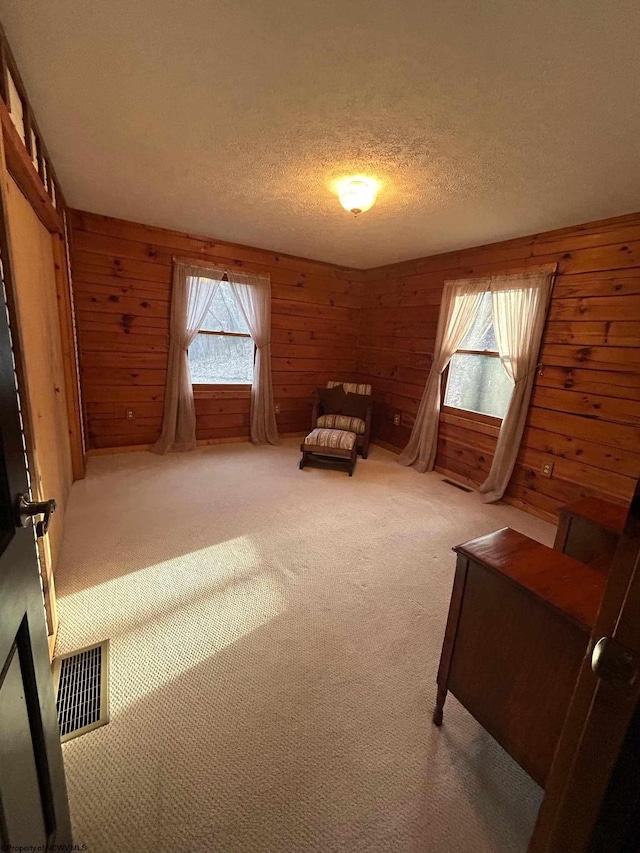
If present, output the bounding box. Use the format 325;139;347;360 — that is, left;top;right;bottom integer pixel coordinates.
172;256;229;271
444;262;558;283
172;256;270;280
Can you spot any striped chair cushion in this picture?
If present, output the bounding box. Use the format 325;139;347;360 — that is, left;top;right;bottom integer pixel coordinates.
304;428;356;451
327;381;372;396
317;414;366;435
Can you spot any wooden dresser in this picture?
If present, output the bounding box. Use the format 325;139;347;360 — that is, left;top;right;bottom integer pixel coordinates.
433;527;607;788
554;497;627;572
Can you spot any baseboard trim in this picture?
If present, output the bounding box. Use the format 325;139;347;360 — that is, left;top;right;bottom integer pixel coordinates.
371;439;401;455
87;443;154;456
499;496;557;525
86;432;309;457
197;436;254;448
434;464;557;524
433;464;480;490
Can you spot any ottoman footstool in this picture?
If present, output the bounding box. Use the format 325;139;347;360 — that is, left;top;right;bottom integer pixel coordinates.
299;428;357;476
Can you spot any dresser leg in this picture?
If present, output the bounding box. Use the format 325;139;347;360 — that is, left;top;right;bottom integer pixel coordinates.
433;684;447;726
433;555;469;728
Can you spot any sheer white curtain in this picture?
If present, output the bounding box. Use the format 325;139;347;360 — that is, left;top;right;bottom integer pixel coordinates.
398;280;486;471
152;262;223;454
227;271;279;445
478;271;554;502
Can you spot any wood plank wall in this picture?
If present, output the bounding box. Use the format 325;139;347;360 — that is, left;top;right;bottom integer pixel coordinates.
70;206;640;524
356;211;640;522
69;210;363;450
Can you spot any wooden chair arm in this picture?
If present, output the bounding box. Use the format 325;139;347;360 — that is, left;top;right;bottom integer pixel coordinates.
364;401;373;434
311;390;323;428
365;401;373;427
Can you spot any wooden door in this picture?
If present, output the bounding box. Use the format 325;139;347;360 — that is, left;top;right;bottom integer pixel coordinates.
2;171;73;654
529;482;640;851
0;191;71;845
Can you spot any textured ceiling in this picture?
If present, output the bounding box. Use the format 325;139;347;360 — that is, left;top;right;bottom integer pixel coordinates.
2;0;640;268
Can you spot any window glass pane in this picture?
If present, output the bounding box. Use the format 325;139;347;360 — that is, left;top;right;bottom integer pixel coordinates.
189;334;253;384
459;291;497;351
444;353;514;419
200;281;249;333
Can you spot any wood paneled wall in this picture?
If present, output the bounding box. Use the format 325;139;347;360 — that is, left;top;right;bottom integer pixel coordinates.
69;210;362;449
71;206;640;523
356;212;640;521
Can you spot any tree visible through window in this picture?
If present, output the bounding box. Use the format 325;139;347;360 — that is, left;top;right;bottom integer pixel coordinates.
443;292;513;420
189;281;253;385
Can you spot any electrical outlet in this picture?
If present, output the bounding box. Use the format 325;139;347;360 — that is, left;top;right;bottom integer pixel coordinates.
541;462;554;478
393;412;402;427
275;403;280;414
126;409;134;420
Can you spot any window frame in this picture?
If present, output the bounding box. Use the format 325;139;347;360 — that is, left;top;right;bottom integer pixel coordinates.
190;301;255;392
441;347;507;428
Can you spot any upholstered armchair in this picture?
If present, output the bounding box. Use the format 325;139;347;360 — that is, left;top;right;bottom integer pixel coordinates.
311;381;373;459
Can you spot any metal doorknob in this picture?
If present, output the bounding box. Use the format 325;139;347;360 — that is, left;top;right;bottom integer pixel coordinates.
591;637;638;689
15;493;57;538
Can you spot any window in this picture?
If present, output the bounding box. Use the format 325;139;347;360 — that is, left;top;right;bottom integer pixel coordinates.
189;281;253;385
443;291;514;420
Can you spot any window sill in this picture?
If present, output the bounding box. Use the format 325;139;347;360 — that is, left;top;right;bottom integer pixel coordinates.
441;406;502;436
193;384;252;398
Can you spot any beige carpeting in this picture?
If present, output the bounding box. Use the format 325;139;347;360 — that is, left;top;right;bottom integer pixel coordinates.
55;439;554;853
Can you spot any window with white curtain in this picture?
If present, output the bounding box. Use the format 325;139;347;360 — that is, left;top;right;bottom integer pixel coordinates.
443;291;514;420
188;280;254;385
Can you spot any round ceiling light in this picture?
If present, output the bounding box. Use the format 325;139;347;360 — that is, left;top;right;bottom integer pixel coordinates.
337;178;378;215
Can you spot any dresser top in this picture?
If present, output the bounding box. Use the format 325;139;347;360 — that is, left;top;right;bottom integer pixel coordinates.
454;527;607;630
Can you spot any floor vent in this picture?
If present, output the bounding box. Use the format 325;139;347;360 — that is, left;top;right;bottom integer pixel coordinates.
53;640;110;742
442;478;473;493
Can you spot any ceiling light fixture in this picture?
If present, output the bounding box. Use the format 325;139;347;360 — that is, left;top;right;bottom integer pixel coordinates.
337;178;378;216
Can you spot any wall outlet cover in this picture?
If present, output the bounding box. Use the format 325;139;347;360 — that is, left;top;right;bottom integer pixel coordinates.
542;462;554;478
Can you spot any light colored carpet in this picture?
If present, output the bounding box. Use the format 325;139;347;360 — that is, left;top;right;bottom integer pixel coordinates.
55;439;554;853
